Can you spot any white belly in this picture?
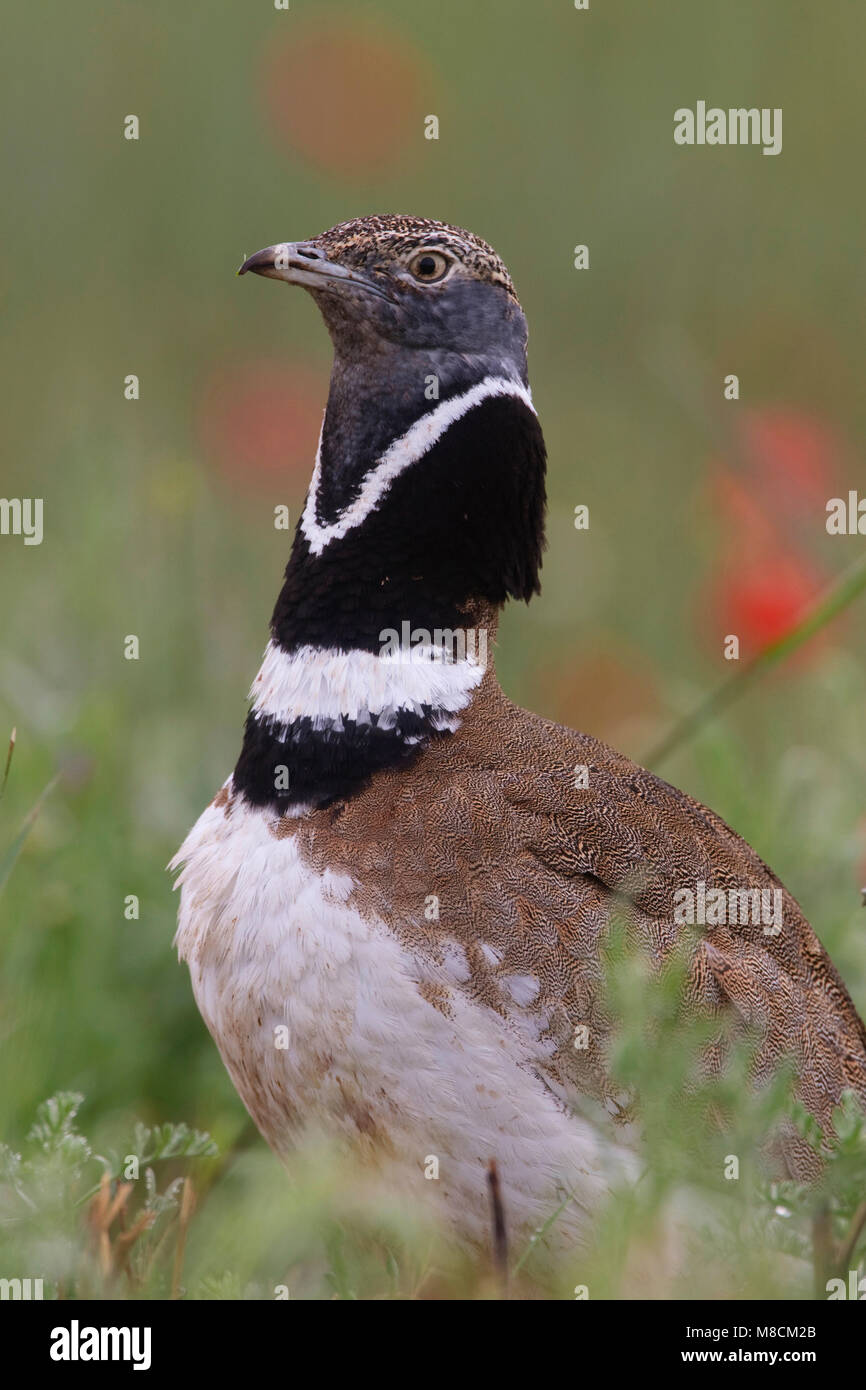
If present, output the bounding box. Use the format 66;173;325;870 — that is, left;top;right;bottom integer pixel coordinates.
171;783;628;1247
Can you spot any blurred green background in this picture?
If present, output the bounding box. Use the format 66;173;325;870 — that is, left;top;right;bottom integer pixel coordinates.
1;0;865;1294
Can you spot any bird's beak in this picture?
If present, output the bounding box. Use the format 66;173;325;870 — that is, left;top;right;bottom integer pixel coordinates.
238;242;391;300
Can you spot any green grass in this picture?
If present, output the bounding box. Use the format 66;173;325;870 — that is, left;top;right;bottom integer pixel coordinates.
5;930;866;1300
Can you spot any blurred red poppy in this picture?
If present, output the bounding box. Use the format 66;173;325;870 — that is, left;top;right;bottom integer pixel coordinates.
703;406;845;662
261;21;431;180
707;550;828;661
710;406;843;550
198;360;326;492
741;408;839;512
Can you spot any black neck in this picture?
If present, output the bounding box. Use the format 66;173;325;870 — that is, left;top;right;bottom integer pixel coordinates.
315;350;527;524
233;391;546;811
276;392;546;650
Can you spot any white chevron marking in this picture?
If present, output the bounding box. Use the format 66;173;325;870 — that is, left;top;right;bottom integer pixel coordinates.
300;375;535;555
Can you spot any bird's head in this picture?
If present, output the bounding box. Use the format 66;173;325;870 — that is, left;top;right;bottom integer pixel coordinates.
238;214;528;384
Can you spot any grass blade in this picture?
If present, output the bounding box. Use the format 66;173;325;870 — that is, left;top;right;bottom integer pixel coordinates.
0;774;59;895
0;728;15;801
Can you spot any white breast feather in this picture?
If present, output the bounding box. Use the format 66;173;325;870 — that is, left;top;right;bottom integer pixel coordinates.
171;789;632;1246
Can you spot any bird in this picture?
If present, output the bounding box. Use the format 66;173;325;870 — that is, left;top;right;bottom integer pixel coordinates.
171;214;866;1252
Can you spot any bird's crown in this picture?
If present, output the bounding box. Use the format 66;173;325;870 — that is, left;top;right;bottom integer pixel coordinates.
313;215;519;302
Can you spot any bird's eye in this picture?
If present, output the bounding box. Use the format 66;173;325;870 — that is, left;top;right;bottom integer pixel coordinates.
408;250;451;283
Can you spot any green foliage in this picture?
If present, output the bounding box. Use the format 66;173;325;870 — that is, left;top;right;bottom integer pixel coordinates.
0;1092;217;1299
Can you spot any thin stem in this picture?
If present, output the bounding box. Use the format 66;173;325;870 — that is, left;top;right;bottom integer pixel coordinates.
0;728;15;801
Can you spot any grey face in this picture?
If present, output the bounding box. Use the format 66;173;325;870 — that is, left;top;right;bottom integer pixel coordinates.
238;217;530;515
239;231;527;369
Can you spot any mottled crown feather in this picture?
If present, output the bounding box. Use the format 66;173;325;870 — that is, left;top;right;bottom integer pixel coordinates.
314;215;519;303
